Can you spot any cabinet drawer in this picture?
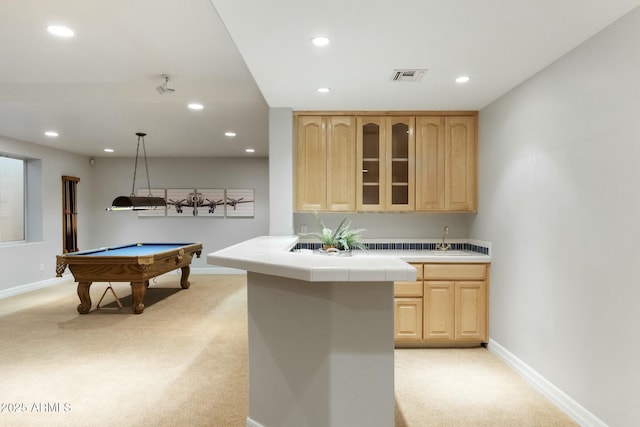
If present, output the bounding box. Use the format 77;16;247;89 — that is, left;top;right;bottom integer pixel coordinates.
424;264;486;280
394;281;423;297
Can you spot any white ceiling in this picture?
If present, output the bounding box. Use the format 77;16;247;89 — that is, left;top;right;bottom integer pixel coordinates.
1;0;639;158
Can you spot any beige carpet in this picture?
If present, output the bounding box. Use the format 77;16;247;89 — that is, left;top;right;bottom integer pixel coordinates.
0;275;576;427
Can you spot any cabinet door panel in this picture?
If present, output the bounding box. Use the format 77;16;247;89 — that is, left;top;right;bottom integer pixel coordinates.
394;298;423;340
327;117;356;211
445;116;476;211
415;116;445;211
423;281;454;340
296;116;326;211
385;117;415;211
455;281;486;340
357;117;386;211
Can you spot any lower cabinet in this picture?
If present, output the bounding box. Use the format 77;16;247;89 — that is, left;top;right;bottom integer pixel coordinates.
394;298;423;340
394;263;489;346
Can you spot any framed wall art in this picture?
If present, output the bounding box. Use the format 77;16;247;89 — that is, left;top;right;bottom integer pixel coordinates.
166;189;197;217
166;188;226;217
226;188;255;218
196;189;225;217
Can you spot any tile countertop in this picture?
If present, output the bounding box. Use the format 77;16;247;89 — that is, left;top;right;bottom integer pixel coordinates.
207;235;417;282
350;249;491;263
207;236;491;283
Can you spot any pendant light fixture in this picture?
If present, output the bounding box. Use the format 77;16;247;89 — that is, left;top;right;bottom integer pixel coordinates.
107;132;167;211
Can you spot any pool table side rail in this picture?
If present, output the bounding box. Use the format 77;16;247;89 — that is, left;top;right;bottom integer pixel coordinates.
55;243;203;279
63;243;200;257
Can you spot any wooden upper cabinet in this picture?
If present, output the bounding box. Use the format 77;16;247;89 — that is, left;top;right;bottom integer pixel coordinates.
295;116;355;211
327;117;356;211
296;112;476;213
356;117;386;211
386;117;415;211
415;116;445;211
416;115;477;212
296;116;326;211
445;116;477;212
357;116;414;211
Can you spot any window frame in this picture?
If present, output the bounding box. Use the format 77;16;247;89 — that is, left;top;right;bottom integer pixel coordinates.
0;154;26;245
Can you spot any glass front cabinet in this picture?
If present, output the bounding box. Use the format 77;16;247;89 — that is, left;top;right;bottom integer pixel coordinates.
356;116;415;211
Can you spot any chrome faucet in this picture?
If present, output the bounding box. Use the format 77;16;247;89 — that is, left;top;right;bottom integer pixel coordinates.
435;225;451;251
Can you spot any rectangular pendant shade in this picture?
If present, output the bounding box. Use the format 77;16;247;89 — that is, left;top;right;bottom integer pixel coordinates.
107;196;167;211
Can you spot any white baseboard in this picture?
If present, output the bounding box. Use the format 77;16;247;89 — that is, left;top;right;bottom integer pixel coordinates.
188;267;246;275
488;339;607;427
246;417;264;427
0;268;246;301
0;274;72;300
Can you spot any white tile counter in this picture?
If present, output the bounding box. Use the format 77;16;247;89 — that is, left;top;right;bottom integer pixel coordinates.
351;249;491;263
207;235;418;282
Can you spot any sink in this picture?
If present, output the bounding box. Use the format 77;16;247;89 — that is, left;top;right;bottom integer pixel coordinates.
429;250;471;256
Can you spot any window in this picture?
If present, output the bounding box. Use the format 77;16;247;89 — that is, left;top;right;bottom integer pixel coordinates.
0;156;25;242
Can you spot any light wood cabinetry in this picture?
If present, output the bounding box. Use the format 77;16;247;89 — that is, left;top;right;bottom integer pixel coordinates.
445;116;477;212
356;116;415;211
393;263;423;341
394;263;489;346
455;281;486;340
415;116;477;212
394;298;423;340
294;112;476;213
423;281;455;340
295;116;356;211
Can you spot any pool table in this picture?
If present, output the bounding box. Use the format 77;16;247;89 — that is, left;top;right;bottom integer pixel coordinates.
56;242;203;314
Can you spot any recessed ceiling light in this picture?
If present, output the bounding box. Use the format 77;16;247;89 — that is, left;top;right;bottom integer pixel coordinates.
47;25;74;37
44;131;58;137
188;103;204;110
245;148;255;153
104;148;114;153
455;76;470;83
311;36;330;47
225;132;237;137
317;87;331;93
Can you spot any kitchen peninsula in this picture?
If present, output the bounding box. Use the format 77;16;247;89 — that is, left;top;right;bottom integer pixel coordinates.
207;235;416;427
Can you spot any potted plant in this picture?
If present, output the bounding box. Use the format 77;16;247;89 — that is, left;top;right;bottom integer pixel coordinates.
308;213;366;253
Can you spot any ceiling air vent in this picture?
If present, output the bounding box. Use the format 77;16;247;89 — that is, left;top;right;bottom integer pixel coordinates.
391;69;427;82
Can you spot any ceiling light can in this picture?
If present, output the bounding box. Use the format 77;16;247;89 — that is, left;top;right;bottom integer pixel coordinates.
311;36;330;47
456;76;470;83
47;25;74;37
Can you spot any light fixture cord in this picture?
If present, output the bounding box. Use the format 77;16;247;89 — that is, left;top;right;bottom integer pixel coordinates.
141;136;152;197
130;135;141;197
130;133;153;197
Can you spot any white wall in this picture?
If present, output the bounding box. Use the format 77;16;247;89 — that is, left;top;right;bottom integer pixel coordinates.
269;107;294;235
471;7;640;426
0;136;93;291
87;156;269;270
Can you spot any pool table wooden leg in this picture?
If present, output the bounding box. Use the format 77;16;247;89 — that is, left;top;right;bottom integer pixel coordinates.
180;266;191;289
130;281;147;314
77;282;92;314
